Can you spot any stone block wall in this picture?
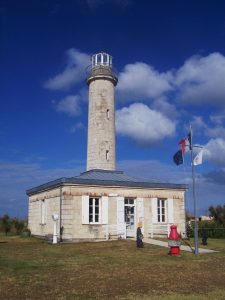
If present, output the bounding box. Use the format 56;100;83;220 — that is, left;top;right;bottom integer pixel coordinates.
87;79;116;170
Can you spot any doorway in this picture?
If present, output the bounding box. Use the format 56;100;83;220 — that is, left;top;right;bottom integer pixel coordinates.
124;198;136;237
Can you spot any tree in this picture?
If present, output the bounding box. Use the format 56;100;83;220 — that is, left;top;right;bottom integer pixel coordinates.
208;205;225;226
186;211;194;221
1;214;11;236
13;218;25;235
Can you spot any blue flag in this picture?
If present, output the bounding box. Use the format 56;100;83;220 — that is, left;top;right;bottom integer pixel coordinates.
173;150;183;165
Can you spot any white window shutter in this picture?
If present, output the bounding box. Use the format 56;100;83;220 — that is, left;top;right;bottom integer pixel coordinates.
40;201;43;224
44;199;47;224
151;198;158;223
82;195;89;224
101;196;108;224
117;197;125;235
41;200;45;224
167;198;174;224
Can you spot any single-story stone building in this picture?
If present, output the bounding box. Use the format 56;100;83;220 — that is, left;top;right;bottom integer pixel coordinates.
27;169;186;241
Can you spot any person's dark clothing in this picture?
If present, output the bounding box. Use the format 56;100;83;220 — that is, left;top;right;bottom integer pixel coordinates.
202;228;208;245
136;227;144;248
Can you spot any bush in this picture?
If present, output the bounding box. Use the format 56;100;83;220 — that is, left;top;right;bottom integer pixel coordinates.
13;218;25;235
198;220;225;238
1;214;11;236
21;228;31;237
186;223;194;238
186;220;225;239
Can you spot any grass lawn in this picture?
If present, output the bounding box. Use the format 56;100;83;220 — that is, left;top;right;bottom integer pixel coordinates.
0;236;225;300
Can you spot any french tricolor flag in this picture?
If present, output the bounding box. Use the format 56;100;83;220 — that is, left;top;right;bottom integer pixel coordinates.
179;133;192;157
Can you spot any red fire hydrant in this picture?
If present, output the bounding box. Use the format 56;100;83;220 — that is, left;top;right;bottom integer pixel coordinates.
168;225;181;256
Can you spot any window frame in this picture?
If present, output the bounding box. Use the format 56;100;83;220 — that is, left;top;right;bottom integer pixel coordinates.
157;198;167;223
89;197;100;224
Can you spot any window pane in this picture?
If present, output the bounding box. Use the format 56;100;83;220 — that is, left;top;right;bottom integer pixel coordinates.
95;198;99;206
162;215;165;222
158;215;160;222
162;208;165;214
129;199;134;205
89;214;93;222
162;200;165;208
95;215;99;222
89;198;93;206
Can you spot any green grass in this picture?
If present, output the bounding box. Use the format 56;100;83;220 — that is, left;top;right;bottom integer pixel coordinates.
0;236;225;299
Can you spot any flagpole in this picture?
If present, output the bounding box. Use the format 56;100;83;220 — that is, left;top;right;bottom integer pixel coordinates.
190;125;199;255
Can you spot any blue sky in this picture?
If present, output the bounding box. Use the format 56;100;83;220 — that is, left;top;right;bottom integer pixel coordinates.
1;0;225;218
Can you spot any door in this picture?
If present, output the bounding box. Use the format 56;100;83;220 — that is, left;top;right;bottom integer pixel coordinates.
124;198;136;237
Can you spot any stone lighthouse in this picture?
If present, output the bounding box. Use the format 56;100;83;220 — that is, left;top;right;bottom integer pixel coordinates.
86;52;118;171
27;52;187;242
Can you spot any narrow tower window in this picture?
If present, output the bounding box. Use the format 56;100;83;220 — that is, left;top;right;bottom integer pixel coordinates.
106;150;109;161
107;109;110;120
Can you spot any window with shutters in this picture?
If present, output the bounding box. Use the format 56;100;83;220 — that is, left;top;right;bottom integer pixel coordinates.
89;197;100;223
157;199;166;223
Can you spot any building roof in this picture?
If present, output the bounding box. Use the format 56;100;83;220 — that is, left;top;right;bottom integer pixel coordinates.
26;169;187;196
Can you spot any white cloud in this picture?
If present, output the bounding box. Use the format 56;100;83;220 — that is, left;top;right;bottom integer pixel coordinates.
116;103;176;145
175;53;225;106
117;62;173;101
206;127;225;139
151;96;178;119
190;115;225;139
210;113;225;126
54;95;81;117
70;122;85;133
44;49;90;90
116;52;225;110
204;138;225;166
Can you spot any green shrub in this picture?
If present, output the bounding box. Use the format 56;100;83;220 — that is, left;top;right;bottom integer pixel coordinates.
1;214;11;236
21;228;31;237
198;220;225;239
186;223;194;238
13;218;25;235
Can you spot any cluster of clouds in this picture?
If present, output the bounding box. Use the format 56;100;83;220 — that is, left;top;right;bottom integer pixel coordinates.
44;49;90;91
44;49;225;166
52;95;81;117
0;160;84;217
116;103;176;145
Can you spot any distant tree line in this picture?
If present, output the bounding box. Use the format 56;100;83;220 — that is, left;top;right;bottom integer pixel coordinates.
0;214;29;236
186;204;225;238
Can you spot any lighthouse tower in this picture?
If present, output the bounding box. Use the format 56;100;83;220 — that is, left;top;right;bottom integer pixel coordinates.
86;52;118;171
